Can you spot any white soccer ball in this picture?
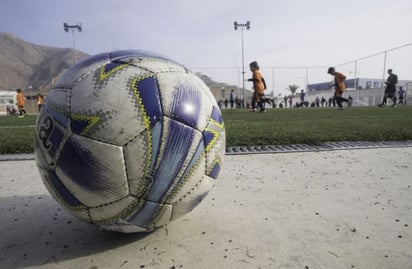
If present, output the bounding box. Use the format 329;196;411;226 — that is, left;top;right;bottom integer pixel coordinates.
34;50;225;233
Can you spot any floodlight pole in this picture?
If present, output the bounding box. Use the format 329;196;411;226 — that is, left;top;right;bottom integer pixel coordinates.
354;60;358;101
63;22;82;63
234;21;250;108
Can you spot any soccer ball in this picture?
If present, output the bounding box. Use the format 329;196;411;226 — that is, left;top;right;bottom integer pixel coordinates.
34;50;225;233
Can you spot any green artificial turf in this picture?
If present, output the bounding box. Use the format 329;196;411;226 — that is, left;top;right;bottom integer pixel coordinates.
222;106;412;146
1;106;411;154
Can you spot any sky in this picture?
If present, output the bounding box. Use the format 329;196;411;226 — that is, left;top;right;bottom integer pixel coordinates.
1;0;412;96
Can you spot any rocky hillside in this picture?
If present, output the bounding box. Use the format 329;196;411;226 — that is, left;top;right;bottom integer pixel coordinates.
0;32;89;93
0;32;232;96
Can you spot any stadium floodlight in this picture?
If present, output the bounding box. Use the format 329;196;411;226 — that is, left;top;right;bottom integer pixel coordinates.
63;22;82;63
233;21;251;108
63;22;82;33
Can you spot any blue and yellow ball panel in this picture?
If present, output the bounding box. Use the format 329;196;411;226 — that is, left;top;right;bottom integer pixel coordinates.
129;119;198;227
169;82;202;128
155;72;214;131
146;118;199;203
35;105;71;166
55;52;111;88
55;134;129;207
132;75;163;127
164;130;206;205
47;170;83;208
210;106;224;125
132;75;164;178
207;161;221;179
128;117;205;228
37;167;91;223
69;65;148;146
203;106;225;179
122;132;151;196
70;113;100;136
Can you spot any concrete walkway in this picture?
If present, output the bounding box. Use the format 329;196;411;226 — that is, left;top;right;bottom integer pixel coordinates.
1;147;412;269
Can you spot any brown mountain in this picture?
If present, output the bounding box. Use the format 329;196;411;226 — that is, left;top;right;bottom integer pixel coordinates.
0;32;235;99
0;32;89;93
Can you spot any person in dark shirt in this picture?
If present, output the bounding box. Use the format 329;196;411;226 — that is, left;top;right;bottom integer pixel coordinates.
229;89;235;109
378;69;398;107
397;86;406;105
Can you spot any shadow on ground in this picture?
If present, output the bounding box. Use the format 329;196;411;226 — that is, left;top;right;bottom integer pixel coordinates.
0;194;150;268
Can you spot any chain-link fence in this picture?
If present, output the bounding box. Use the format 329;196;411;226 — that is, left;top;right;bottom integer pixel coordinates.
189;42;412;106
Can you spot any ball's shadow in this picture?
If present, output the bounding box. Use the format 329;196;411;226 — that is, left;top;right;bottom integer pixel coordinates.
0;194;152;268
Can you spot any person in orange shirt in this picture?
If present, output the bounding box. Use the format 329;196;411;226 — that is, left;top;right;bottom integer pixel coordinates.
248;61;268;112
37;93;45;111
327;67;349;110
16;88;27;117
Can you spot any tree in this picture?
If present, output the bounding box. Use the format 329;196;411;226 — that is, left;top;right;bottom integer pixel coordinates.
287;84;300;95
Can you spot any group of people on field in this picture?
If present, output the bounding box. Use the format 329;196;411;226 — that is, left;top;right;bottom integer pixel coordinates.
247;61;405;111
328;67;405;109
7;88;44;117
